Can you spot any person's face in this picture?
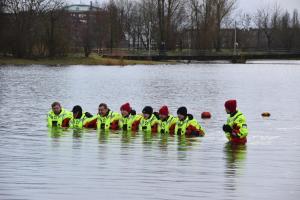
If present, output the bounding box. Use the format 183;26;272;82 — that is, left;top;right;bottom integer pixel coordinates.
178;114;185;121
73;111;79;118
159;114;168;120
143;113;150;119
52;105;61;115
121;110;129;117
225;108;230;114
98;106;108;116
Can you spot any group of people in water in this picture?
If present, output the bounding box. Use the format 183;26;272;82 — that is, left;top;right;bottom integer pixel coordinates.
47;100;248;144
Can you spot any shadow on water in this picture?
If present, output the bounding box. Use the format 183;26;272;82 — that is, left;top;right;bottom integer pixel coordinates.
223;142;247;192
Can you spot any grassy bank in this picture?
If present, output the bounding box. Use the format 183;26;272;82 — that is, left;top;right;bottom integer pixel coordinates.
0;54;173;66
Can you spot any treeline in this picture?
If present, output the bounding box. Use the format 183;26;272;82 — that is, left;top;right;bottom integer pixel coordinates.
0;0;300;58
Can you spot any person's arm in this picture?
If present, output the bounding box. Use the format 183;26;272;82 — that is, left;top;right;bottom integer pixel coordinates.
151;118;159;133
169;117;178;135
83;115;97;129
131;115;142;131
186;120;205;137
151;123;158;133
232;116;248;138
47;113;52;127
62;118;70;128
110;112;121;130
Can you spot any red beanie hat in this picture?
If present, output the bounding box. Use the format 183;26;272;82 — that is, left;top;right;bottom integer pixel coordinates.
159;105;169;116
120;102;131;113
225;100;237;113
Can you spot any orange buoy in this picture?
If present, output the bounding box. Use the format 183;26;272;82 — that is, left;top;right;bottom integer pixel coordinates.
201;112;211;119
261;112;271;117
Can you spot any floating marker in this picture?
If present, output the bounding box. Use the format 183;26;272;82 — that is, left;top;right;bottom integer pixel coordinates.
201;112;211;119
261;112;271;117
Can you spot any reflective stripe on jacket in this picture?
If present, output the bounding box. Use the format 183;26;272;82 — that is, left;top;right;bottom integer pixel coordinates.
225;110;248;144
140;114;159;133
47;108;72;128
97;110;121;131
119;114;142;131
157;115;178;134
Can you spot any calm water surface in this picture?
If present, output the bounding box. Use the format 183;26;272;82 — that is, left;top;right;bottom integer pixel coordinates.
0;61;300;200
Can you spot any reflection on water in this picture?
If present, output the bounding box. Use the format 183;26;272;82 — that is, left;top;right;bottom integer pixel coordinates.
48;127;67;138
1;64;300;200
177;135;197;151
97;130;110;143
158;133;169;150
224;143;247;192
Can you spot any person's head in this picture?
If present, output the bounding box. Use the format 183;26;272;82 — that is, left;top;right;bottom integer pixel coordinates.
224;100;237;114
159;105;169;120
120;102;131;117
72;105;83;119
51;102;62;115
98;103;109;116
177;106;187;121
142;106;153;119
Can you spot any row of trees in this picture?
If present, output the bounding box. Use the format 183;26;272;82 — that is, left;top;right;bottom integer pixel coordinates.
0;0;71;58
0;0;299;58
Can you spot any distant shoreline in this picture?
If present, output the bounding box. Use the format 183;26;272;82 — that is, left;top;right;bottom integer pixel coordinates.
1;54;299;66
0;54;174;66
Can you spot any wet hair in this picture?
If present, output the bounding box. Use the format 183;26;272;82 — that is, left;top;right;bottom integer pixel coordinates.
51;102;61;108
99;103;108;109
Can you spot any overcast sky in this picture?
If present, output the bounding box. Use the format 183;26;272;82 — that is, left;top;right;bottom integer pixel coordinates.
68;0;300;14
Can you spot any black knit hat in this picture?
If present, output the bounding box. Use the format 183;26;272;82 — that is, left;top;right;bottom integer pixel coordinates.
177;107;187;116
72;105;82;113
142;106;153;115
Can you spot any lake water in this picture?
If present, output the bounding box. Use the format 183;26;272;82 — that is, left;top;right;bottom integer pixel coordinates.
0;61;300;200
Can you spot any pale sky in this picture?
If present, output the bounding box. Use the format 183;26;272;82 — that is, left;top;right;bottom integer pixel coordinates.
68;0;300;14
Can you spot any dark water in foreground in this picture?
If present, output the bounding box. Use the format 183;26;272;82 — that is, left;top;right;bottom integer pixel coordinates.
0;61;300;200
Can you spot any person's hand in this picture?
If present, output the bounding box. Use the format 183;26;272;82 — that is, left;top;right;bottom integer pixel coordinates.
231;131;239;138
223;124;232;133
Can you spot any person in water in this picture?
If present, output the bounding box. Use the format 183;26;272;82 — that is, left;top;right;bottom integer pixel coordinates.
140;106;159;133
69;105;93;129
223;100;248;144
157;105;178;135
175;106;205;137
118;102;142;131
47;102;72;128
84;103;121;130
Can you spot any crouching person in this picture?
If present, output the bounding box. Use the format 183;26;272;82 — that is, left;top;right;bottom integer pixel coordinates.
175;107;205;137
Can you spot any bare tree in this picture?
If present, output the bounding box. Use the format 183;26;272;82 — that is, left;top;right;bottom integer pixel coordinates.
4;0;68;57
214;0;236;51
43;0;69;57
157;0;166;54
189;0;216;50
255;4;282;50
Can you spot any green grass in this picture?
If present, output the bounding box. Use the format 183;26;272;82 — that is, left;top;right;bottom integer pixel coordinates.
0;54;173;66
